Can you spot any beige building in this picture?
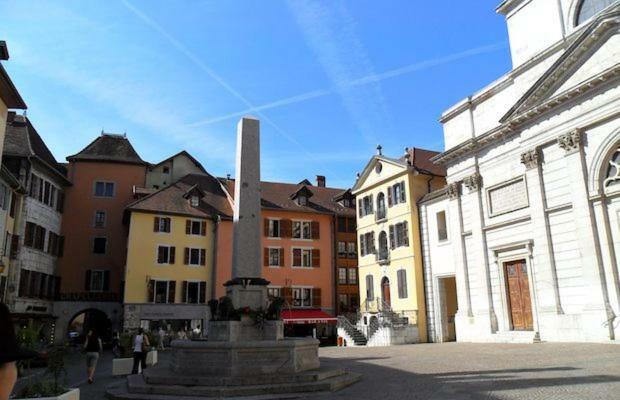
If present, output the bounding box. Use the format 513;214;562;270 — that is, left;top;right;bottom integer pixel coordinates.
346;146;445;345
145;151;207;190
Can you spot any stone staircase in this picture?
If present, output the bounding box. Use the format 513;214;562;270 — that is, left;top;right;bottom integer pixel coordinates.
337;316;367;345
490;330;541;343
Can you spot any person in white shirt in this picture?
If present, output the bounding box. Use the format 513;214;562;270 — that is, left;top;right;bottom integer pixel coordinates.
131;328;150;374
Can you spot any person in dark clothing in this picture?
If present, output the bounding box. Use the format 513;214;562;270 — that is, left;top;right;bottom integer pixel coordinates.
84;329;102;384
131;328;150;374
0;303;38;400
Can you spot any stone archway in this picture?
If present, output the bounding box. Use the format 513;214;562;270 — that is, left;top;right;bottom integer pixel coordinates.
53;301;121;345
66;308;112;344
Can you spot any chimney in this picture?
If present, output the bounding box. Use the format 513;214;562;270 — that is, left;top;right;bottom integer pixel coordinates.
316;175;326;187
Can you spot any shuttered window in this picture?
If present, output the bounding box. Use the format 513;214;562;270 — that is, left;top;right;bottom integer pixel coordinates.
397;269;408;299
365;275;374;300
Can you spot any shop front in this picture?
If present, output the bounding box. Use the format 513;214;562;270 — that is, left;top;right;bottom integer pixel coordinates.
123;303;209;340
282;309;337;346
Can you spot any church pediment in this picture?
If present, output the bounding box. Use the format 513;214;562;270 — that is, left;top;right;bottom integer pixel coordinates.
351;155;408;193
500;6;620;123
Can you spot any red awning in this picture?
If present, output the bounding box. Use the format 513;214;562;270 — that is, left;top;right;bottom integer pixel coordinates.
281;309;337;325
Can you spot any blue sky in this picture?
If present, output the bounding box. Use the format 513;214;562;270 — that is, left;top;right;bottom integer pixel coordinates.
1;0;511;188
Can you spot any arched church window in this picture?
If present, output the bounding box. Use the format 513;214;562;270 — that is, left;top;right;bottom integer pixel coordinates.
603;147;620;194
575;0;616;26
376;193;386;220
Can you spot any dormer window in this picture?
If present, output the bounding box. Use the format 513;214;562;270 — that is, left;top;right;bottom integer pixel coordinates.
183;184;205;208
297;195;308;206
190;195;199;207
290;185;313;207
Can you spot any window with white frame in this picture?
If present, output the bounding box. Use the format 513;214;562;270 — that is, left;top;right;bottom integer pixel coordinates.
94;181;115;197
188;220;205;235
268;287;281;298
94;211;106;228
190;195;199;207
89;270;106;292
358;195;374;217
153;280;174;303
292;248;313;268
359;232;375;256
292;287;312;307
185;281;202;303
157;245;176;264
348;268;357;285
268;219;280;238
436;211;448;241
389;222;409;249
338;241;347;258
389;181;406;206
338;267;347;284
292;221;311;239
347;242;357;258
186;248;205;266
154;217;171;233
268;248;281;267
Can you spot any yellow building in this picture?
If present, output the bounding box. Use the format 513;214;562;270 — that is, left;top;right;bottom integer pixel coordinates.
123;173;233;334
351;146;445;344
0;166;25;303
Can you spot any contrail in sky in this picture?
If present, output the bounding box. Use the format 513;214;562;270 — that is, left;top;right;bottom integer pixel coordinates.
187;42;507;128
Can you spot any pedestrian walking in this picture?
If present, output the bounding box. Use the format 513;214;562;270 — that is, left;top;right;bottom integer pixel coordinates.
0;303;38;400
177;328;187;340
84;329;102;384
131;328;150;374
111;331;121;358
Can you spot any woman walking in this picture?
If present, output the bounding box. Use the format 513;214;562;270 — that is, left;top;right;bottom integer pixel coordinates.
131;328;150;374
83;329;102;384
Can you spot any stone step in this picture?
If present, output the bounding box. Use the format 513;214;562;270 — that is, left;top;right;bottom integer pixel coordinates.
143;367;345;386
490;330;540;343
106;371;361;400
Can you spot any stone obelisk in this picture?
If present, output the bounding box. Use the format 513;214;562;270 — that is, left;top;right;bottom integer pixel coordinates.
225;117;270;310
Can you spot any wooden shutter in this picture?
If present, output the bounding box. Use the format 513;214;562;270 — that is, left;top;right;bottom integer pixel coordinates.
359;235;365;256
166;218;171;232
85;270;91;291
282;287;293;305
24;222;34;247
56;192;64;213
264;219;270;236
279;248;284;267
200;249;206;266
312;249;320;268
185;220;191;234
370;232;376;253
400;182;406;202
103;271;110;291
403;222;409;246
148;280;154;302
157;246;164;263
358;199;363;217
184;248;189;265
311;221;320;239
154;217;160;232
10;235;19;259
170;247;176;264
389;225;395;250
387;186;393;207
58;236;64;257
312;288;322;308
369;194;374;213
168;281;176;303
263;248;269;266
199;281;207;304
182;281;188;303
293;248;301;267
281;219;292;238
400;270;408;298
201;221;207;236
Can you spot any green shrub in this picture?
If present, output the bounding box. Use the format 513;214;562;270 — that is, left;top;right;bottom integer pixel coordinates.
17;345;68;398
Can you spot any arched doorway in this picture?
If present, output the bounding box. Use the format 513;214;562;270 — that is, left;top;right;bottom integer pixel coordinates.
67;309;112;344
381;277;391;309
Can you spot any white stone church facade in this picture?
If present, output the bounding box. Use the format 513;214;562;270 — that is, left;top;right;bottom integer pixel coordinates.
421;0;620;343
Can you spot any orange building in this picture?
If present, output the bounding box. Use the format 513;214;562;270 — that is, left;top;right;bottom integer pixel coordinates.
56;133;147;341
215;176;355;343
333;189;358;315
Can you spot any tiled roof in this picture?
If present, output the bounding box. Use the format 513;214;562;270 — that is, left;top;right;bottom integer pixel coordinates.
148;150;207;173
67;133;146;165
127;173;233;219
222;179;356;217
401;147;446;177
4;113;67;181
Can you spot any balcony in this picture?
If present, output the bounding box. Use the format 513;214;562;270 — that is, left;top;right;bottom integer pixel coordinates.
375;250;390;265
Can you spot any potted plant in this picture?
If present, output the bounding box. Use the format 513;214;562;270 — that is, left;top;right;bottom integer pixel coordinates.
14;345;79;400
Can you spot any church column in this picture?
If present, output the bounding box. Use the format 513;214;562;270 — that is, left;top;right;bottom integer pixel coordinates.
521;148;563;315
558;129;615;340
464;171;498;333
447;182;472;318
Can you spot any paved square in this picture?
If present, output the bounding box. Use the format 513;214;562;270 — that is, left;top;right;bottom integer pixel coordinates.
317;343;620;400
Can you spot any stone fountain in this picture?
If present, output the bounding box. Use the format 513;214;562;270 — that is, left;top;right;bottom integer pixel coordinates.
106;117;360;399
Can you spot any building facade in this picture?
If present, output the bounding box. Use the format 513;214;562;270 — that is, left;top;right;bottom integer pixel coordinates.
424;0;620;343
333;189;359;315
0;40;27;158
351;147;445;345
123;173;232;334
215;177;354;343
145;151;207;190
0;166;25;304
3;113;69;342
56;134;147;342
